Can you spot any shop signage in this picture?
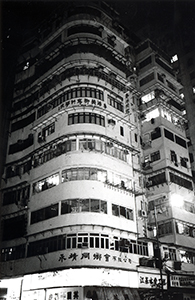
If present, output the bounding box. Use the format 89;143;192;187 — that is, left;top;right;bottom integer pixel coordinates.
139;273;167;289
22;288;81;300
58;250;132;265
22;289;45;300
58;98;105;111
46;288;80;300
170;275;195;289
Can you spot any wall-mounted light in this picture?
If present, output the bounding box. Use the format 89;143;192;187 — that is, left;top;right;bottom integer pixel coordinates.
170;193;184;208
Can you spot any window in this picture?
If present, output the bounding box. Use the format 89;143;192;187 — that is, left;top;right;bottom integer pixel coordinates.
68;112;105;126
120;126;124;136
189;153;194;163
107;95;124;112
175;135;187;148
31;204;59;224
171;54;178;63
158;221;173;236
176;221;195;244
42;122;55;137
2;214;27;240
180;157;188;168
33;139;76;167
141;91;155;103
151;127;161;140
169;249;176;261
37;87;104;118
27;235;65;257
112;204;133;220
9;134;34;154
170;150;178;165
11;113;36;132
61;199;107;215
62;168;107;183
155;58;175;76
184;201;195;214
140;73;154;87
107;35;116;47
1;244;26;261
151;150;160;162
147;172;166;187
25;233;148;257
67;25;102;37
164;128;174;141
3;185;30;206
139;56;152;69
77;233;89;248
179;250;195;264
169;172;193;190
145;108;159;121
79;139;95;151
157;73;164;83
33;173;59;194
167;80;176;92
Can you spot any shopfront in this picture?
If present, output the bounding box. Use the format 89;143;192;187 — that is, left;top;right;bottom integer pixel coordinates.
168;274;195;300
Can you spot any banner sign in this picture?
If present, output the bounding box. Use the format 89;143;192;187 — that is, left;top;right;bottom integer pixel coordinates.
170;275;195;289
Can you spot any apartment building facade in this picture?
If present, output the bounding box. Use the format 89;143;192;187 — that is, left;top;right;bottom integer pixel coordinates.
136;39;195;299
0;2;194;300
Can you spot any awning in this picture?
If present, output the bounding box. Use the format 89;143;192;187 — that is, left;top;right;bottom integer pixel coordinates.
85;286;141;300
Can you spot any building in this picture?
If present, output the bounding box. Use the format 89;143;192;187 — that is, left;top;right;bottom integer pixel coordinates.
135;1;195;185
0;2;194;300
136;39;195;299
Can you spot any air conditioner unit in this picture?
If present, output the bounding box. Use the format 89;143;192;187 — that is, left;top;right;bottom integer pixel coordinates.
139;210;147;217
108;119;116;126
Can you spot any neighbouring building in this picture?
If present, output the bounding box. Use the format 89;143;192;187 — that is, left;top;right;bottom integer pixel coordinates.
0;2;195;300
136;39;195;300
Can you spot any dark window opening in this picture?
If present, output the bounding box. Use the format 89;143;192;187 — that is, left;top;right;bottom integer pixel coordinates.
139;56;152;69
140;72;154;87
31;204;59;224
151;127;161;140
120;126;124;136
164;128;174;141
169;172;193;190
67;25;102;37
175;135;187;148
170;150;178;165
2;214;27;240
148;172;166;187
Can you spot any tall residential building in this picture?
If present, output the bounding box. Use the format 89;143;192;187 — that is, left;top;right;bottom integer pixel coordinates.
136;39;195;299
135;1;195;184
0;2;195;300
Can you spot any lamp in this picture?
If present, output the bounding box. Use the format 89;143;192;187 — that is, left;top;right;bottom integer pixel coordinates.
170;193;183;208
